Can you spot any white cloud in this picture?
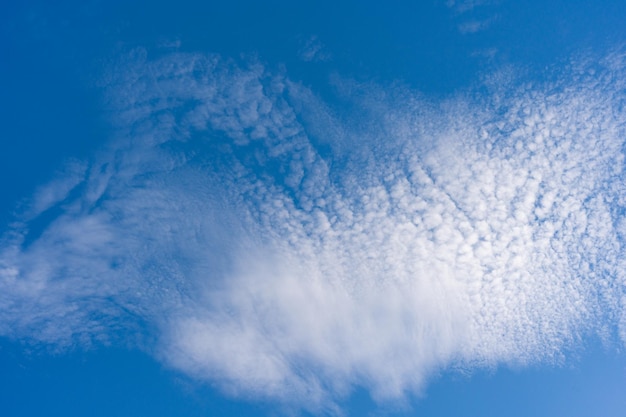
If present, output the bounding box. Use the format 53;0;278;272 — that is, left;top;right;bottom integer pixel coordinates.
21;160;87;220
446;0;496;14
445;0;499;35
458;18;494;34
298;35;330;62
2;48;626;412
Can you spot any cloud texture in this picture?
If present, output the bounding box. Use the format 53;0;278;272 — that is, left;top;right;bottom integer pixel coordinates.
2;48;626;410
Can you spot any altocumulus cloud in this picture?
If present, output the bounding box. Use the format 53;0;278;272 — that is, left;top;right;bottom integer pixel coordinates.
2;47;626;411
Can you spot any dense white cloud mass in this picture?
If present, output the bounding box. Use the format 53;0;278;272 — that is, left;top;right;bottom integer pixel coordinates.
2;48;626;410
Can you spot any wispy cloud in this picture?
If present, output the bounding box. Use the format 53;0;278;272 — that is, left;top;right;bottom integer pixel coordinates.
298;35;330;62
446;0;499;35
458;18;494;34
446;0;496;14
2;47;626;412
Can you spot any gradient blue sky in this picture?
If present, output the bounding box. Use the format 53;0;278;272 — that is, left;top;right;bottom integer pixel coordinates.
2;1;626;416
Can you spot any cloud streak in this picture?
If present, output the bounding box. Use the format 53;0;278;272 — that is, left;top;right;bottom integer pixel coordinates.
2;48;626;412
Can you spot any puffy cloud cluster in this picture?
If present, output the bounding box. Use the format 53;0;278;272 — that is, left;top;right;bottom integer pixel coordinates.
2;48;626;410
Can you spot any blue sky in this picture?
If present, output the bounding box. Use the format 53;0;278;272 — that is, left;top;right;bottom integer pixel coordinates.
2;1;626;416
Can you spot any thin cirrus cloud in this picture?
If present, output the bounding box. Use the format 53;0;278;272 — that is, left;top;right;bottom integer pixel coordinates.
1;47;626;411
